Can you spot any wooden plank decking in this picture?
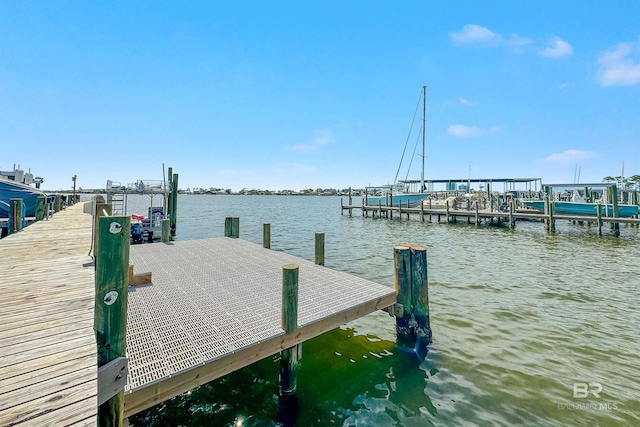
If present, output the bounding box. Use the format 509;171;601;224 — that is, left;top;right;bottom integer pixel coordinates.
0;204;97;427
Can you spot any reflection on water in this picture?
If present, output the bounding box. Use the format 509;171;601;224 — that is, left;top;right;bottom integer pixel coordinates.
127;195;640;426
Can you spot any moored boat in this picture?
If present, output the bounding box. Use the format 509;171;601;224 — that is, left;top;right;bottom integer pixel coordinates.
0;169;47;218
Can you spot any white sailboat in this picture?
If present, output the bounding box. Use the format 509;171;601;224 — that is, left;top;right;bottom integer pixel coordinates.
366;86;430;207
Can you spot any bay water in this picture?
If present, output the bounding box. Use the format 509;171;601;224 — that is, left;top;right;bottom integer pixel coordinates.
124;194;640;426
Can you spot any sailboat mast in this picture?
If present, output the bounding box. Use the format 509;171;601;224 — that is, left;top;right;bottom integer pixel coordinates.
421;85;426;193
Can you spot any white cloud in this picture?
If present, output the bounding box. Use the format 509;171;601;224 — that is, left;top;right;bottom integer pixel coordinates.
557;83;571;90
447;125;501;138
542;150;596;162
312;129;335;145
285;128;335;152
539;37;573;58
449;24;496;44
504;34;532;52
597;38;640;86
449;24;530;52
459;97;472;106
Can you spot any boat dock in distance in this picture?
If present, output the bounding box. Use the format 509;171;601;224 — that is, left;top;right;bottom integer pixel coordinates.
1;202;417;425
342;180;640;237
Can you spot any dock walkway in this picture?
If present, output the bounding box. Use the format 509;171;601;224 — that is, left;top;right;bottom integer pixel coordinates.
124;237;396;416
0;204;97;426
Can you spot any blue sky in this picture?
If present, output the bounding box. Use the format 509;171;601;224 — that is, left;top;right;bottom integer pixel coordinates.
2;1;639;191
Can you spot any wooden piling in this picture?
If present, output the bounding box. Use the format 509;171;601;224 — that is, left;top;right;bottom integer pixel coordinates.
161;219;170;243
445;200;450;223
549;201;556;232
263;223;271;248
224;217;240;238
611;185;620;237
8;198;24;234
36;195;46;221
171;173;179;237
393;246;414;348
409;246;430;358
420;200;425;222
596;204;603;236
280;264;299;396
54;194;62;213
315;232;325;266
509;197;514;229
94;202;113;260
475;200;479;226
95;215;130;427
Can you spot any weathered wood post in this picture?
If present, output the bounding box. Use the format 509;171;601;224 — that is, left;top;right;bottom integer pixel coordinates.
393;246;414;348
170;173;179;238
280;264;299;396
475;199;479;226
445;200;450;223
95;215;130;427
340;198;343;216
549;201;556;232
409;245;430;358
393;245;431;357
315;232;325;266
263;223;271;248
35;195;46;222
596;204;603;236
161;219;170;243
8;198;24;234
611;184;620;237
167;167;174;229
224;217;240;238
54;194;62;213
348;187;352;216
509;197;514;229
420;200;425;222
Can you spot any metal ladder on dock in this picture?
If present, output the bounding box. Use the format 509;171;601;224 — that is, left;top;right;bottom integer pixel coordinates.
106;180;127;215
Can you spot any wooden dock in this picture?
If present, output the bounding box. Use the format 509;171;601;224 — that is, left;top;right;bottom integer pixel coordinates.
341;203;640;231
1;202;398;424
0;204;97;426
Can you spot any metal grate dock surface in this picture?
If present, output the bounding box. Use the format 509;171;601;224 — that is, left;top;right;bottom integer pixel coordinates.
124;237;396;415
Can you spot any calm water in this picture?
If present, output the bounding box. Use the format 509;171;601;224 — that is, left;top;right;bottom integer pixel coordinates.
122;194;640;427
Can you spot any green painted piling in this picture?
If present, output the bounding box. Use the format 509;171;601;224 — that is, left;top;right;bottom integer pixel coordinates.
224;217;240;238
393;246;414;348
8;199;24;234
161;219;170;243
54;195;62;213
263;223;271;248
315;232;325;266
94;202;112;260
35;195;46;221
280;264;299;396
94;216;130;427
